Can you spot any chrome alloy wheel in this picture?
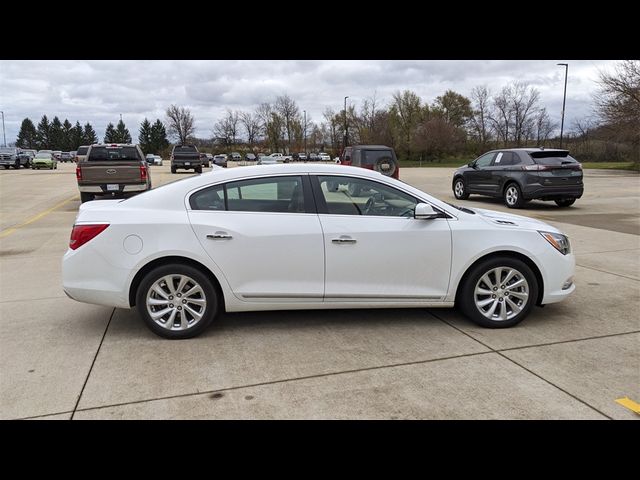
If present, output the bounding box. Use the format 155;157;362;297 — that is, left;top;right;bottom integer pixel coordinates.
474;267;529;321
454;180;465;198
505;185;519;206
146;274;207;331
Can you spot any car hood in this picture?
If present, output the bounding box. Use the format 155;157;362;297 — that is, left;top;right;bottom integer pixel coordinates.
470;207;561;234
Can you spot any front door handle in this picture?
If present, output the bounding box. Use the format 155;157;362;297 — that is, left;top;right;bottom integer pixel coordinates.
207;231;232;240
332;235;356;244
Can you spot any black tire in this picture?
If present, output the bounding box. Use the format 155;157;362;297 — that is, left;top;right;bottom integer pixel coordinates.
80;192;94;203
3;165;9;169
196;166;203;174
503;182;524;208
555;198;576;207
136;263;218;339
171;165;177;174
458;256;538;328
453;177;470;200
31;165;35;170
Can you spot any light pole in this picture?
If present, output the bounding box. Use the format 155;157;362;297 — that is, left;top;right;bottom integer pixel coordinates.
303;110;307;156
1;111;6;147
557;63;568;148
343;96;349;150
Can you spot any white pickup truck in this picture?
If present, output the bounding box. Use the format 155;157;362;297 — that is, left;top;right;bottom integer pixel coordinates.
268;153;292;163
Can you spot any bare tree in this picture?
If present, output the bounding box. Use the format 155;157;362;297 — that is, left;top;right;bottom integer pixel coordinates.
225;109;239;145
240;111;261;148
491;85;513;146
534;108;556;146
594;60;640;161
470;86;492;146
166;105;195;144
323;107;339;151
275;94;300;153
390;90;423;159
511;82;540;146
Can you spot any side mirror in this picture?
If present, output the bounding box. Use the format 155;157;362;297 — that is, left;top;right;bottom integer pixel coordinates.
468;162;476;168
414;203;439;220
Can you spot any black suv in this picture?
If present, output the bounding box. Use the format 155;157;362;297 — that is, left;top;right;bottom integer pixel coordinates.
452;148;583;208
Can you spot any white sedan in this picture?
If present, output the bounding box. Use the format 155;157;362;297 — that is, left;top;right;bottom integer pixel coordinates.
62;164;575;339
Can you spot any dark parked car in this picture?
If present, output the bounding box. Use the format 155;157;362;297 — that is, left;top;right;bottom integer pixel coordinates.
339;145;399;179
200;153;211;168
245;153;257;162
61;152;73;162
452;148;584;208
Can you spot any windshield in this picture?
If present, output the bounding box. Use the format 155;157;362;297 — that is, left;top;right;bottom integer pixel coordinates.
174;146;197;153
362;150;393;165
77;147;89;155
88;146;140;161
35;153;50;159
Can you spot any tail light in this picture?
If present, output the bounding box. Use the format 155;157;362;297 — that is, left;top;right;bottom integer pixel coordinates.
69;224;109;250
393;165;400;179
140;164;148;181
523;163;582;171
76;166;82;180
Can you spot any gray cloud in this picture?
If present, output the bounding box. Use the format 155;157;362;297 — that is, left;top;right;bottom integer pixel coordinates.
0;59;618;143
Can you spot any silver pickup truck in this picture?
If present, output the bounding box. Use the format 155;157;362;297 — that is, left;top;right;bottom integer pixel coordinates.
76;143;152;203
0;147;31;169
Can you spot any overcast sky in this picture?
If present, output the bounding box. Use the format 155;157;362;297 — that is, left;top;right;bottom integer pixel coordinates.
0;60;619;144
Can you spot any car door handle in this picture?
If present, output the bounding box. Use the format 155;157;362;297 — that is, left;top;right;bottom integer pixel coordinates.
207;232;232;240
332;236;356;244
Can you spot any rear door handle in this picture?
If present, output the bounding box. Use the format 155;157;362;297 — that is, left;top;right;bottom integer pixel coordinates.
332;235;356;244
207;231;232;240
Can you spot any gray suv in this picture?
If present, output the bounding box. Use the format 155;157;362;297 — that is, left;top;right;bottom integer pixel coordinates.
452;148;584;208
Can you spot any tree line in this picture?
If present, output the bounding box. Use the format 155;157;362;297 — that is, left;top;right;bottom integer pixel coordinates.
15;115;170;155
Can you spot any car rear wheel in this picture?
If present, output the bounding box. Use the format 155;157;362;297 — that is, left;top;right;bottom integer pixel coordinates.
136;264;218;339
504;183;524;208
80;192;94;203
196;166;202;174
3;166;9;169
555;198;576;207
459;257;538;328
171;165;177;174
453;178;469;200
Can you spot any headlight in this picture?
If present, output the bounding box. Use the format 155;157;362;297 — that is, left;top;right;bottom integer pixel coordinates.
539;231;571;255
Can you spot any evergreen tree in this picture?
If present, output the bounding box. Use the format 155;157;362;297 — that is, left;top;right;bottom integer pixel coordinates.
50;116;64;150
150;119;169;153
138;118;152;154
36;115;51;149
62;119;73;151
115;119;132;143
72;121;84;149
104;123;117;143
82;122;98;145
16;118;38;149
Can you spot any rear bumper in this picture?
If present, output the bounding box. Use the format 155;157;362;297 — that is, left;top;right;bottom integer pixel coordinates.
522;184;584;200
78;184;148;193
172;162;202;168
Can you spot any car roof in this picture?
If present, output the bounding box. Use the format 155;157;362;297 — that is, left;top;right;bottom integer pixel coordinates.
486;147;569;153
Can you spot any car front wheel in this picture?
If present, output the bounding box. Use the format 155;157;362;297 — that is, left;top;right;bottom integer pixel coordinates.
453;178;469;200
136;264;218;339
458;256;538;328
504;183;524;208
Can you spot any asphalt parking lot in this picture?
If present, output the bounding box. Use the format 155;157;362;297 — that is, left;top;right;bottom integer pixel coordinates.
1;162;638;420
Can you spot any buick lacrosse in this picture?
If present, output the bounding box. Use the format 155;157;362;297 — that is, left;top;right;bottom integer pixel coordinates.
62;164;575;339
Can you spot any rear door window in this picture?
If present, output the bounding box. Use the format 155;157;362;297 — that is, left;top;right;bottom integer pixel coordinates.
362;150;394;166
